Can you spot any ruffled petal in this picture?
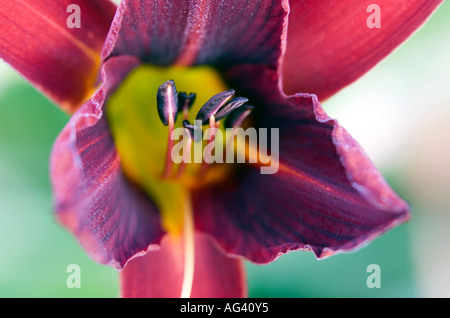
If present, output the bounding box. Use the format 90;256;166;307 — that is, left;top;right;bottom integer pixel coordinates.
120;232;247;298
282;0;443;99
102;0;288;68
193;65;410;263
0;0;116;112
50;55;165;269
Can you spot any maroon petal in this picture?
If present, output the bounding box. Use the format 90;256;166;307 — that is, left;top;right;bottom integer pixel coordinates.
0;0;116;112
50;55;164;269
282;0;443;99
120;233;247;298
193;66;410;263
102;0;288;68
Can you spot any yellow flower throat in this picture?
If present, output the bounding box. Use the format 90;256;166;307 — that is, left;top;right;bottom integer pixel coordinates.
106;65;232;234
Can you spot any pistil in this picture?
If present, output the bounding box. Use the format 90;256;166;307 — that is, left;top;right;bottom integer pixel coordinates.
180;192;195;298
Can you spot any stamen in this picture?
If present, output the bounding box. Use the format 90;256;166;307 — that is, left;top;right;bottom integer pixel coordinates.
178;92;196;120
180;193;195;298
225;105;254;153
224;104;254;129
157;80;180;178
176;126;193;178
206;115;217;161
157;80;179;126
196;89;235;124
156;80;254;180
162;113;175;179
199;115;218;175
214;97;249;121
183;120;203;142
209;114;216;132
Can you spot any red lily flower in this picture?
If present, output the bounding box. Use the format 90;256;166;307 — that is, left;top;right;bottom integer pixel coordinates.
0;0;442;298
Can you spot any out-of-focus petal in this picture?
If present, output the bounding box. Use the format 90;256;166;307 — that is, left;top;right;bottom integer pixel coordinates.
0;0;117;112
102;0;288;68
193;65;410;263
50;55;164;269
120;232;247;298
282;0;443;99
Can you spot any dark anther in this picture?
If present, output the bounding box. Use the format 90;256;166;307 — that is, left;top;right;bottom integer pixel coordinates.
214;97;249;121
196;89;235;124
224;105;254;129
157;80;179;126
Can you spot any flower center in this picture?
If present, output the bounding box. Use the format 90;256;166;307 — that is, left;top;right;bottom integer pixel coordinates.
106;65;252;233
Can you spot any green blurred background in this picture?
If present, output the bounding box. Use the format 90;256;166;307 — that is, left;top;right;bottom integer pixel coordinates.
1;2;449;297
